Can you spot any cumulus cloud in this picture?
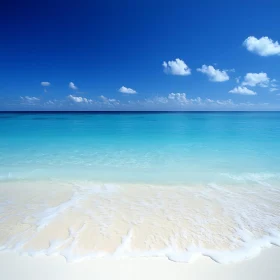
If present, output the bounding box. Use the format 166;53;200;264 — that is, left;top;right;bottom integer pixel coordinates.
190;97;203;104
20;96;40;105
69;82;78;90
162;58;191;76
100;95;120;105
141;94;245;109
269;79;278;92
68;95;93;103
119;86;137;94
229;86;257;95
67;94;121;107
143;96;269;109
215;99;234;106
142;94;257;109
41;82;50;87
243;36;280;56
149;94;228;107
197;65;229;82
33;94;274;110
242;72;270;87
168;93;188;104
45;100;55;105
206;98;215;103
21;96;40;101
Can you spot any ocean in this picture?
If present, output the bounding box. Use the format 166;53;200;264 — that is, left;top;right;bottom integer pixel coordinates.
0;111;280;263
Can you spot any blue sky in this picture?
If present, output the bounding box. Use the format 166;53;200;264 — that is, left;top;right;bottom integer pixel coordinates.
1;0;280;111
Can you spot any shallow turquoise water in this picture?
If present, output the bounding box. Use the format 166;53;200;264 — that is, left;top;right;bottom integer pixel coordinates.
1;112;280;185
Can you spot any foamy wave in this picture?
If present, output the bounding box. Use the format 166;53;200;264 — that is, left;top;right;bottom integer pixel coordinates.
0;180;279;264
1;227;280;264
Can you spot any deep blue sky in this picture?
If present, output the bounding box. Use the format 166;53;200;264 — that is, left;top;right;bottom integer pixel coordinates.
1;0;280;110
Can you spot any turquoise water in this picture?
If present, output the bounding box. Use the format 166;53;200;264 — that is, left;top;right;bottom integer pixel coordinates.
1;112;280;185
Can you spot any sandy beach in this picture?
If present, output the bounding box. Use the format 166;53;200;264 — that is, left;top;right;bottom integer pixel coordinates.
1;180;279;263
1;246;280;280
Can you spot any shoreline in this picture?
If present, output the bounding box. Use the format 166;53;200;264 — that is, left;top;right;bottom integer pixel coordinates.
1;246;280;280
0;180;280;265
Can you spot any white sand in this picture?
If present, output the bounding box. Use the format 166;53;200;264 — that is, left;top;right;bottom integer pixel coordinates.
1;180;280;264
1;246;280;280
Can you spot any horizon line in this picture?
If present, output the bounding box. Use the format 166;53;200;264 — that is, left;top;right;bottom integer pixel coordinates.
1;110;280;113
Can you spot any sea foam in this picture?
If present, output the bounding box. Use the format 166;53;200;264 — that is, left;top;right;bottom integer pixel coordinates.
0;180;279;264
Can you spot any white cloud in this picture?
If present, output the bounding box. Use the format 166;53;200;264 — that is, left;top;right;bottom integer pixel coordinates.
143;94;239;108
100;95;119;105
270;79;278;92
69;82;78;90
45;100;55;105
67;94;120;107
119;86;137;94
68;95;93;103
243;36;280;56
242;72;270;87
190;97;202;104
229;86;257;95
216;99;234;106
60;94;276;110
41;82;50;87
141;94;260;109
168;93;189;104
197;65;229;82
20;96;40;105
206;98;215;103
21;96;40;102
162;58;191;76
